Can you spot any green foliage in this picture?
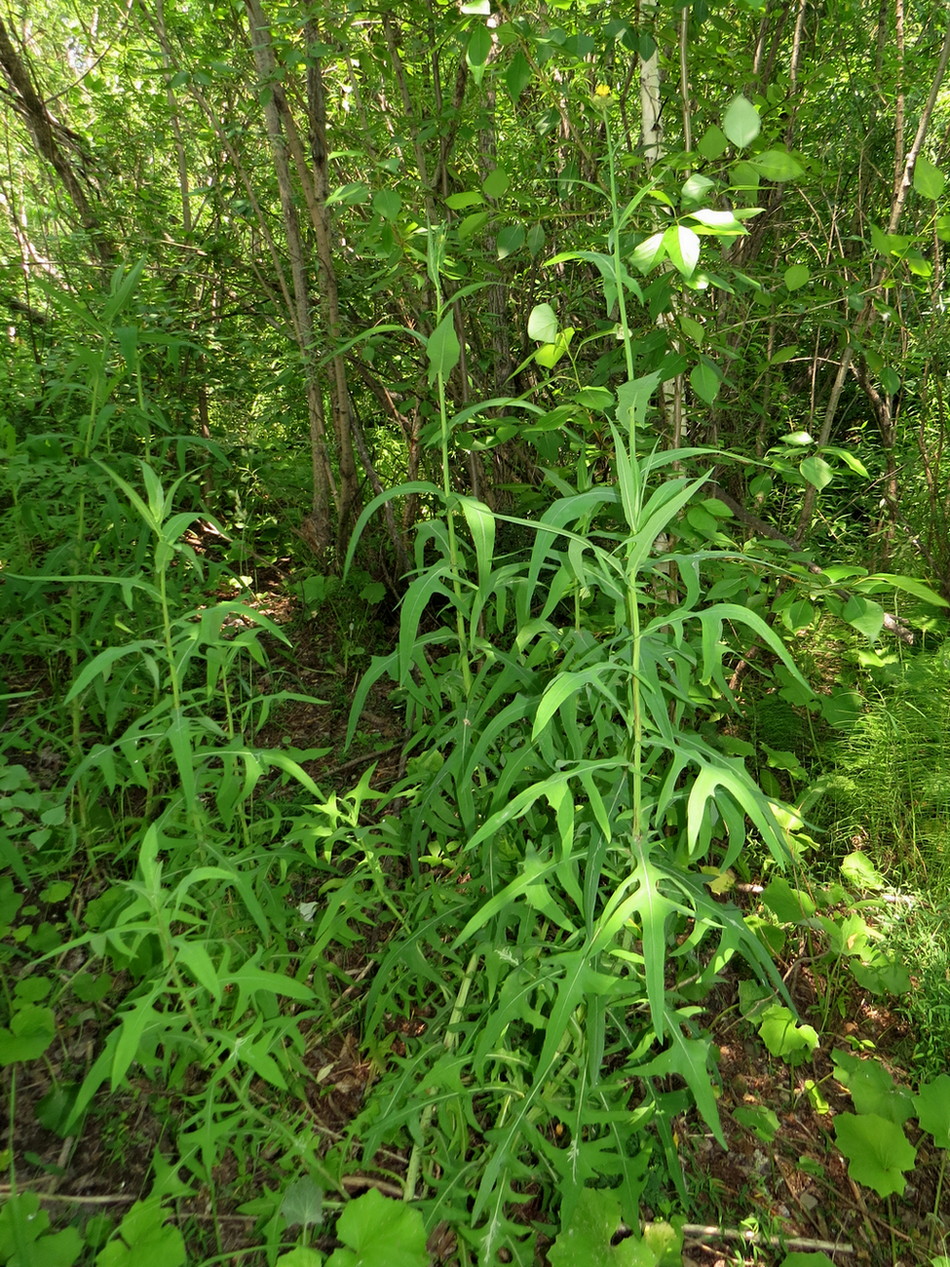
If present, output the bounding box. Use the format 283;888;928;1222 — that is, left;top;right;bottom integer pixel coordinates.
835;1112;917;1198
549;1188;679;1266
822;644;950;878
4;4;950;1263
327;1190;427;1267
332;195;820;1253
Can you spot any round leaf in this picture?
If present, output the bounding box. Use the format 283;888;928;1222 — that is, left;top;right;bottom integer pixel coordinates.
482;166;509;199
784;264;810;290
372;190;402;221
842;594;884;641
528;302;558;343
751;149;804;181
697;123;728;160
722;95;761;148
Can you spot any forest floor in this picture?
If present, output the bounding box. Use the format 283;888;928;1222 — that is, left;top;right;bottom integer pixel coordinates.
3;558;946;1267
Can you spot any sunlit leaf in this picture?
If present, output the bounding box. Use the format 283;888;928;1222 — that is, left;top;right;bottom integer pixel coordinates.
913;1074;950;1148
664;225;700;277
528;302;558;343
722;95;760;148
800;454;833;490
751;149;804;181
426;313;460;384
913;153;946;200
834;1113;915;1197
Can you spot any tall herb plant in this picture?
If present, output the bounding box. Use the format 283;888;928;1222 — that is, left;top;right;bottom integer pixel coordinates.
339;104;815;1261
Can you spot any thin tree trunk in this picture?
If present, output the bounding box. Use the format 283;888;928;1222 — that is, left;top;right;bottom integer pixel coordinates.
243;0;334;553
795;16;950;544
0;14;113;269
305;25;360;549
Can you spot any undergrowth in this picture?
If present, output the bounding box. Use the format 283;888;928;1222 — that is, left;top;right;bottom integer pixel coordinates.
2;136;950;1267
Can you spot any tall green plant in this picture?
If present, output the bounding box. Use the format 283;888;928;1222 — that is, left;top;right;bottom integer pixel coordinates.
338;129;817;1260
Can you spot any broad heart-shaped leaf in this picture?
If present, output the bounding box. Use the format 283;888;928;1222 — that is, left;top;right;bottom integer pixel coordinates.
277;1250;324;1266
722;94;760;148
549;1188;657;1267
326;1189;427;1267
781;1255;836;1267
913;1073;950;1148
734;1104;780;1142
425;312;460;385
96;1199;186;1267
761;877;816;924
280;1178;325;1231
840;851;886;890
0;1004;55;1065
849;954;911;996
835;1112;916;1197
832;1051;913;1124
758;1005;818;1065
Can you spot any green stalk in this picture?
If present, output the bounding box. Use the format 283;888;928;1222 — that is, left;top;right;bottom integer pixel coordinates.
605;111;637;390
930;1148;948;1252
430;252;474;699
603;104;645;844
402;950;481;1201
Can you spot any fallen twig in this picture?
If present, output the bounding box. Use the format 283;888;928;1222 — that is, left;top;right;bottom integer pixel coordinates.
677;1223;855;1254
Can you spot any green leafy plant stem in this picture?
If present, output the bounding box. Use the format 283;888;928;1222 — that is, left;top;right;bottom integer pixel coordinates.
604;109;637;390
401;949;480;1202
429;225;474;700
931;1150;948;1253
137;841;335;1193
608;111;646;853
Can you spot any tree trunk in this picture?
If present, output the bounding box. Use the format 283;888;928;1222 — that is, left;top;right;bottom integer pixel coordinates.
0;14;114;270
243;0;335;553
